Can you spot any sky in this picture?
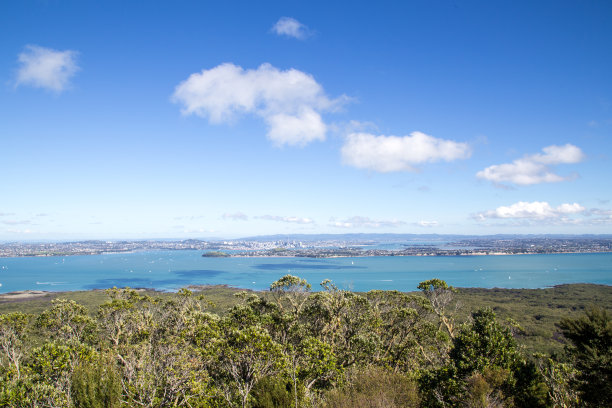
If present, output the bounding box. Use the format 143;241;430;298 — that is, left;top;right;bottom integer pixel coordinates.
1;0;611;240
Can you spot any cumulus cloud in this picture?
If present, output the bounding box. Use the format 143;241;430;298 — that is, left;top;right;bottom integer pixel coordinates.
16;45;79;92
172;63;345;146
477;144;585;186
272;17;310;39
329;216;406;228
222;212;249;221
474;202;612;226
256;215;314;224
341;132;471;172
474;201;586;221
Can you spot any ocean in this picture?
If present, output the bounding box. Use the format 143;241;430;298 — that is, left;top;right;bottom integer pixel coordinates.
0;250;610;293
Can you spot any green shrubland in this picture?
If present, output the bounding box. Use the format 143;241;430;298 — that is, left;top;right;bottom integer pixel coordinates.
0;278;610;407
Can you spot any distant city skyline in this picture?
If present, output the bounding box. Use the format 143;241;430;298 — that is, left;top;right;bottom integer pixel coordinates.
1;0;611;240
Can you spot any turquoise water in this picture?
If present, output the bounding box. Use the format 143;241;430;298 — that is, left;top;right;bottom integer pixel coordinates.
0;251;610;293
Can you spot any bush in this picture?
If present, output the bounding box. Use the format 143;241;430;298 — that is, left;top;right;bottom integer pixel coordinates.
71;354;121;408
322;366;420;408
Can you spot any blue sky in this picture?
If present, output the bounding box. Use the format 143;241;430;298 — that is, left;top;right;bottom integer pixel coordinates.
1;0;611;240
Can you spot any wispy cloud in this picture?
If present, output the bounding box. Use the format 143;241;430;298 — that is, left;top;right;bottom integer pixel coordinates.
6;229;32;234
222;212;249;221
174;215;205;221
587;208;612;217
586;209;612;225
329;216;405;228
1;220;31;225
416;220;439;227
182;228;216;234
16;45;79;92
271;17;311;40
172;63;347;146
341;132;471;172
477;144;585;186
256;215;314;224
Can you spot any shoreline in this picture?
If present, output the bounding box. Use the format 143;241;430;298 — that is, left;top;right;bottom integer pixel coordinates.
2;282;611;301
2;249;612;259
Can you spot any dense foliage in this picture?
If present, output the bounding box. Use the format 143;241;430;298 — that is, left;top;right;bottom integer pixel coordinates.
0;276;609;407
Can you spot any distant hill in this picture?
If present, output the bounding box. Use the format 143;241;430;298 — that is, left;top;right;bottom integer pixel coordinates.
235;233;612;242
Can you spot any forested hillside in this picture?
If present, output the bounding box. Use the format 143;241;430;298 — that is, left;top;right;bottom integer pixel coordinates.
0;276;610;407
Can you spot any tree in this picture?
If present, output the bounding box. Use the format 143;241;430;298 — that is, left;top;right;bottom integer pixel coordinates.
559;306;612;407
97;287;148;348
421;308;539;407
28;340;96;407
418;279;458;338
294;337;341;402
302;280;377;369
0;312;30;380
269;274;311;317
37;299;96;343
216;325;285;408
451;308;519;378
535;355;579;408
366;290;441;371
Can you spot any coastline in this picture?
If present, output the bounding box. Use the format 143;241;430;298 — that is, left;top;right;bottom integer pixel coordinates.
2;236;611;258
2;249;612;259
2;282;610;301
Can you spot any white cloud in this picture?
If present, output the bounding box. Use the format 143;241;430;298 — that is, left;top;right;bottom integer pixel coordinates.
172;63;345;146
272;17;310;39
329;216;406;228
416;220;439;227
474;201;586;221
265;108;326;145
16;45;79;92
256;215;314;224
477;144;585;186
222;212;249;221
341;132;471;172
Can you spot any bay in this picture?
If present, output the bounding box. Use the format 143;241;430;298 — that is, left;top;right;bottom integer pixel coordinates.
0;250;610;293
